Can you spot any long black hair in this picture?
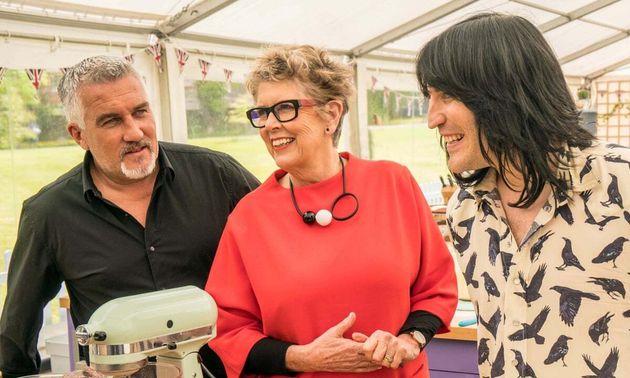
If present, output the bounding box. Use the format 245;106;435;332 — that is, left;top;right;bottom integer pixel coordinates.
416;13;594;207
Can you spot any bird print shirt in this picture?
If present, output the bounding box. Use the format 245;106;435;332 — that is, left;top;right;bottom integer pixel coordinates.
447;142;630;378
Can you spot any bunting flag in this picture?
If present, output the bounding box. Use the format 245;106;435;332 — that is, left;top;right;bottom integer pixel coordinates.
124;54;135;65
383;86;390;105
145;42;162;72
370;75;378;92
223;68;233;93
0;67;7;85
199;59;211;80
174;48;189;73
25;68;44;90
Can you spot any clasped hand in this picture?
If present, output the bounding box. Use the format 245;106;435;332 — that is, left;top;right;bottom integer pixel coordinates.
285;312;420;373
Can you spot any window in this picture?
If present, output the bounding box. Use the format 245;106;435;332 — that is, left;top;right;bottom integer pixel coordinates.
184;79;277;180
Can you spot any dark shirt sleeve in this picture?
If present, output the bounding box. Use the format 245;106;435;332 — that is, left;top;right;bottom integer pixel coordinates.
243;337;297;376
399;310;444;346
0;204;62;377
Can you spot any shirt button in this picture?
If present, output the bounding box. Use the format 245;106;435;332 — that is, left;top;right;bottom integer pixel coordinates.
512;359;518;366
149;246;155;252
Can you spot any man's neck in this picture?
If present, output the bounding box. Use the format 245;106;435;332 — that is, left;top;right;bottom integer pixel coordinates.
90;165;159;227
495;171;551;246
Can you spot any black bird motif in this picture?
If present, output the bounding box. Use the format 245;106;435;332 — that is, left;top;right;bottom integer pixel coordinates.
463;252;479;288
580;190;620;230
544;335;572;367
507;306;550;345
530;231;553;262
600;174;623;208
624;309;630;317
478;337;491;365
477;303;502;339
603;153;630;169
490;344;505;378
449;216;474;255
485;228;502;266
589;312;614;346
514;264;546;306
556;237;585;271
625;210;630;224
480;200;498;223
588;277;626;299
511;349;537;378
550;286;600;326
592;237;628;268
556;203;574;225
580;155;597;182
455;189;475;209
582;347;619;378
606;143;625;149
500;252;515;280
482;272;501;302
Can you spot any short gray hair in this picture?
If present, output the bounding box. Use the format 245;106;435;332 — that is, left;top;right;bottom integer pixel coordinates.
247;45;355;147
58;55;143;128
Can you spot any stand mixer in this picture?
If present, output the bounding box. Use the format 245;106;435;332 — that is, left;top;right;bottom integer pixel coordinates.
75;286;217;377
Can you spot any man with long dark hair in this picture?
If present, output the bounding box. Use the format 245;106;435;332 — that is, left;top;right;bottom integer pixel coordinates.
417;13;629;377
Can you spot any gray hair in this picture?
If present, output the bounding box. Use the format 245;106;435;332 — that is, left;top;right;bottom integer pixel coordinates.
58;55;144;128
247;45;355;147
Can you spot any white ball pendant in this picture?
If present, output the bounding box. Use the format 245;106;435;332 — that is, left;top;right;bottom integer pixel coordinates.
315;209;333;226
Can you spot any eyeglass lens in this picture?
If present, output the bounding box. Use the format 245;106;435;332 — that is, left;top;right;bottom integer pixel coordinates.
250;101;298;127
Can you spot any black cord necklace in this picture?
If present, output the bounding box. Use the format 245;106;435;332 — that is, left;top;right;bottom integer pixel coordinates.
289;155;359;226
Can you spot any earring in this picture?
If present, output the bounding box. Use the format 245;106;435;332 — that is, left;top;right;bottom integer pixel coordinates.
325;128;330;133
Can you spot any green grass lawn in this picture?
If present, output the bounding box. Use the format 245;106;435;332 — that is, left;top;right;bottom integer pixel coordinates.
0;125;449;267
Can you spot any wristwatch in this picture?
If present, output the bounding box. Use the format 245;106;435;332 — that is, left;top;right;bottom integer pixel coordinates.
409;330;427;350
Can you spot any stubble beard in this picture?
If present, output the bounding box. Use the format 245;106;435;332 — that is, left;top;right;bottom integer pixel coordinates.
120;140;157;180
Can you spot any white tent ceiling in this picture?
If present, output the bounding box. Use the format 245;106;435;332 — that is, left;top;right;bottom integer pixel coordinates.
1;0;630;80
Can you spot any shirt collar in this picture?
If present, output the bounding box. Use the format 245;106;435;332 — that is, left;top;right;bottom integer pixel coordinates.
463;143;601;206
82;141;174;202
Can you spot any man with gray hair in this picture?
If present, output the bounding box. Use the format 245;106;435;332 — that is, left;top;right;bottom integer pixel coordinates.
0;56;259;377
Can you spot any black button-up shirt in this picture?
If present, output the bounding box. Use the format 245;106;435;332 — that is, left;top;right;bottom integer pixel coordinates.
0;142;259;377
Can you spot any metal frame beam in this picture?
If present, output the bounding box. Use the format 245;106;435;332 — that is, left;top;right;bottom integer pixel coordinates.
349;0;475;58
16;0;164;21
559;31;630;65
0;10;155;34
511;0;620;32
588;57;630;80
157;0;238;36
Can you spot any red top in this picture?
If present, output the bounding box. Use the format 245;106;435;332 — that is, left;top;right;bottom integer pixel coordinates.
206;153;457;377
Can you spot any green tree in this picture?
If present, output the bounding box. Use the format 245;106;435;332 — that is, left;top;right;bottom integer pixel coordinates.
0;70;37;149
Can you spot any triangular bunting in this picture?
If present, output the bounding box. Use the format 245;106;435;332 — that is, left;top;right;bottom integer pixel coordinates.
145;42;162;72
199;59;211;80
25;68;45;90
370;76;378;92
124;54;135;65
174;48;189;73
223;68;233;93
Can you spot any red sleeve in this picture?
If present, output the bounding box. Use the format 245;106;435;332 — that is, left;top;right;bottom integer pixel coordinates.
407;168;458;333
205;224;266;377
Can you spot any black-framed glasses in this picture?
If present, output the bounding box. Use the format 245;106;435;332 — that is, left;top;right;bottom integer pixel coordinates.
246;99;317;128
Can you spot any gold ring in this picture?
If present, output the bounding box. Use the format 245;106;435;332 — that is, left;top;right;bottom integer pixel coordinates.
383;355;393;363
